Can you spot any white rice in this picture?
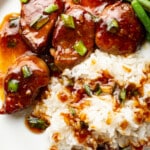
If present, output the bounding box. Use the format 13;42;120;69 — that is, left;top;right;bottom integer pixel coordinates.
34;42;150;150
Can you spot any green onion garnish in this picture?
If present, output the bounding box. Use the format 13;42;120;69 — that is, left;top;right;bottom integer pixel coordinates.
84;84;92;97
9;17;19;28
8;79;19;92
73;40;87;56
27;116;49;130
7;39;17;48
73;0;80;4
107;18;119;33
119;89;126;102
44;4;59;14
93;84;102;95
80;121;89;129
69;107;76;116
61;14;75;29
132;90;139;96
22;65;32;78
30;15;42;28
20;0;29;4
30;15;49;30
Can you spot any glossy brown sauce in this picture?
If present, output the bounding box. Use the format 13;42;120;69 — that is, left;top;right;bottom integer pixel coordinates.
61;113;91;144
24;116;45;134
0;13;29;101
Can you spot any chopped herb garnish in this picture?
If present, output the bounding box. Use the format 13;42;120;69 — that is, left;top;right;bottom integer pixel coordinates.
69;107;76;116
120;146;132;150
8;79;19;92
30;15;42;27
22;65;32;78
30;15;49;30
107;18;119;33
20;0;29;4
73;0;80;4
49;62;59;72
9;17;19;28
61;14;75;29
62;75;74;86
93;83;102;95
119;89;126;102
7;38;17;48
84;84;92;97
91;15;100;23
44;4;59;14
73;40;87;56
80;121;89;129
132;90;139;96
27;116;49;130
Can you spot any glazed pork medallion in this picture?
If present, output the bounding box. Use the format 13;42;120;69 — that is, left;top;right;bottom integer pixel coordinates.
1;0;150;150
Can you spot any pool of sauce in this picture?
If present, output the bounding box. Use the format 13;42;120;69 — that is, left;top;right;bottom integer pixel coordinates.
0;13;28;101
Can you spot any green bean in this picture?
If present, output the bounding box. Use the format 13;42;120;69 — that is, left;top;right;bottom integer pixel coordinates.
146;32;150;41
138;0;150;13
131;0;150;33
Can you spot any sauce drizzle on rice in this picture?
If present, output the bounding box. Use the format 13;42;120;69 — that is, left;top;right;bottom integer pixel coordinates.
32;45;150;150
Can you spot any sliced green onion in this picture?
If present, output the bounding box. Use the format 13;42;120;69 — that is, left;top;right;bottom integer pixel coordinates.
73;0;80;4
132;90;139;96
91;15;100;23
61;14;75;29
80;121;89;129
120;146;132;150
61;75;74;86
9;17;19;28
20;0;29;4
27;116;49;130
49;62;60;72
93;84;102;95
69;107;76;116
7;39;17;48
73;40;87;56
34;16;49;30
107;18;119;33
44;4;59;14
138;0;150;13
30;15;42;27
22;65;32;78
84;84;92;97
119;89;126;102
30;15;49;30
131;0;150;33
8;79;19;92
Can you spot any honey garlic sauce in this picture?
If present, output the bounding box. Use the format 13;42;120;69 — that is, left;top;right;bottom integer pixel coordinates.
0;13;29;101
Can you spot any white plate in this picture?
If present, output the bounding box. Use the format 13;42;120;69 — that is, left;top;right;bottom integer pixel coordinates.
0;1;49;150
